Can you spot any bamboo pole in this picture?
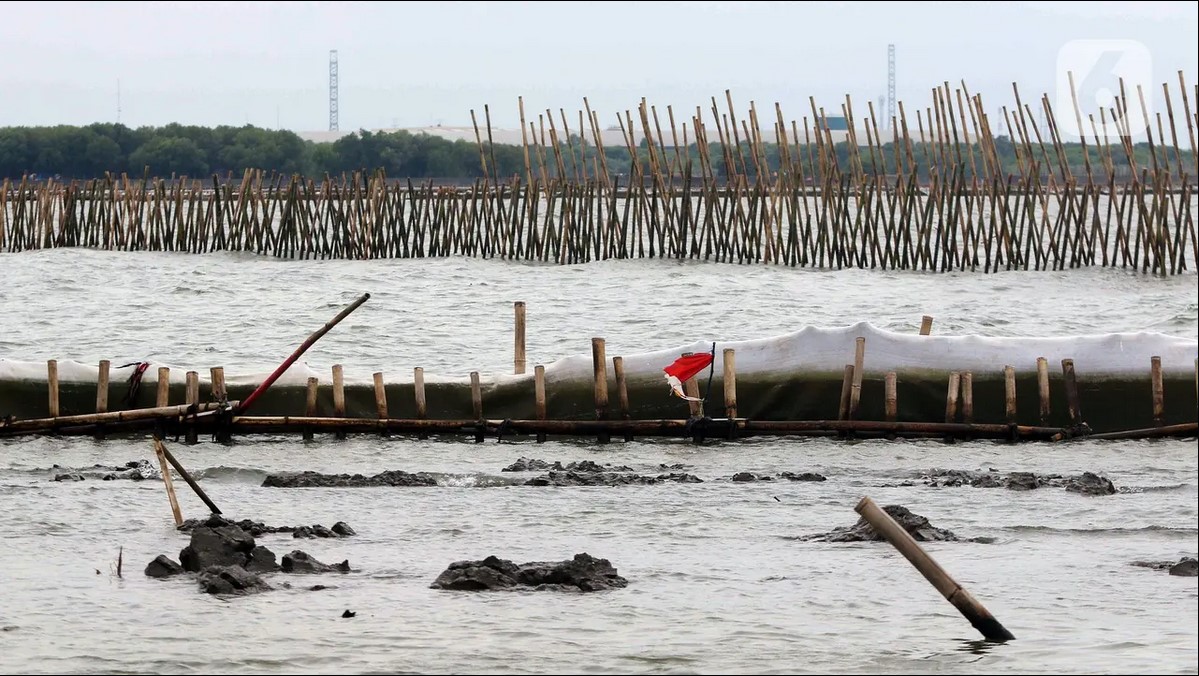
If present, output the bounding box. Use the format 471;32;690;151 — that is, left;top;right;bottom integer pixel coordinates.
47;359;59;418
1150;356;1164;427
723;348;737;420
613;356;632;441
1062;359;1082;428
1036;357;1051;424
414;367;427;440
153;436;222;515
961;372;974;424
592;337;610;443
332;365;345;417
0;401;234;434
534;364;547;443
152;437;183;526
885;372;898;422
514;301;527;375
235;292;370;415
184;370;199;443
210;366;226;403
95;360;110;413
850;337;865;419
838;365;854;421
373;372;389;433
854;496;1015;642
156;367;170;407
1004;366;1017;423
304;376;318;441
470;371;484;443
945;372;961;423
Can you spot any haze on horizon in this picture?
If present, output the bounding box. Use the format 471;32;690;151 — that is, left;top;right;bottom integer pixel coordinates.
2;0;1196;134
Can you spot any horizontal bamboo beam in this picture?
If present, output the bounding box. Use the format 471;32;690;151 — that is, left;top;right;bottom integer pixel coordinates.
0;401;236;434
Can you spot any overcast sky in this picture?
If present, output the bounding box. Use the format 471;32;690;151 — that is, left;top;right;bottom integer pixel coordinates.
2;1;1196;135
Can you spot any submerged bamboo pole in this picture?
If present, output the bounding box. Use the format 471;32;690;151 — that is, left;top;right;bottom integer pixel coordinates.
854;497;1015;642
592;338;610;442
613;356;632;441
919;315;934;335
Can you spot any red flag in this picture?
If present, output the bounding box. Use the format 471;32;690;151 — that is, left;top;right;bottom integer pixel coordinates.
663;353;713;400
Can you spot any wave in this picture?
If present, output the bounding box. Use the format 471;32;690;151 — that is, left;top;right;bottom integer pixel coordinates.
1117;483;1195;494
1000;525;1198;535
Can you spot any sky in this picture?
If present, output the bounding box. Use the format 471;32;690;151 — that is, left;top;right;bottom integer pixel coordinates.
1;0;1196;137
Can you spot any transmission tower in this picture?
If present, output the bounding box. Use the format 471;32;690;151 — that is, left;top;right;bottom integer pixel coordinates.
887;44;896;130
329;49;339;132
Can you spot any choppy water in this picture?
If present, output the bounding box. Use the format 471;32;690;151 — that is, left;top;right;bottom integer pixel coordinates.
0;249;1196;674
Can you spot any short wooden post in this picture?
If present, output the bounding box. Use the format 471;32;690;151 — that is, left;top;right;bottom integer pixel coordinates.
152;437;183;526
470;371;484;443
1036;357;1050;425
304;376;318;441
1003;366;1017;424
155;367;170;407
1061;359;1082;428
332;364;345;440
185;371;199;406
96;360;110;413
514;301;527;375
884;372;898;422
723;348;737;419
373;371;389;436
414;367;428;440
1150;356;1164;427
855;497;1015;642
919;315;934;335
210;367;226;403
945;371;961;423
592;337;609;443
185;370;199;444
94;360;110;440
47;359;59;418
613;356;632;442
961;372;974;424
837;365;854;421
534;365;547;443
850;337;865;420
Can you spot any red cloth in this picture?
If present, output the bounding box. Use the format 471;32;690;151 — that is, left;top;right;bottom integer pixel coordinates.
663;353;713;383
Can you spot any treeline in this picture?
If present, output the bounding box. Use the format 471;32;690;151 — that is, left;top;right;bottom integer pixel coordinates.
0;122;1188;183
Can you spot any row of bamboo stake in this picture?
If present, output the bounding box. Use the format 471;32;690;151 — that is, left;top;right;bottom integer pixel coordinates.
2;76;1197;273
6;310;1195;442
